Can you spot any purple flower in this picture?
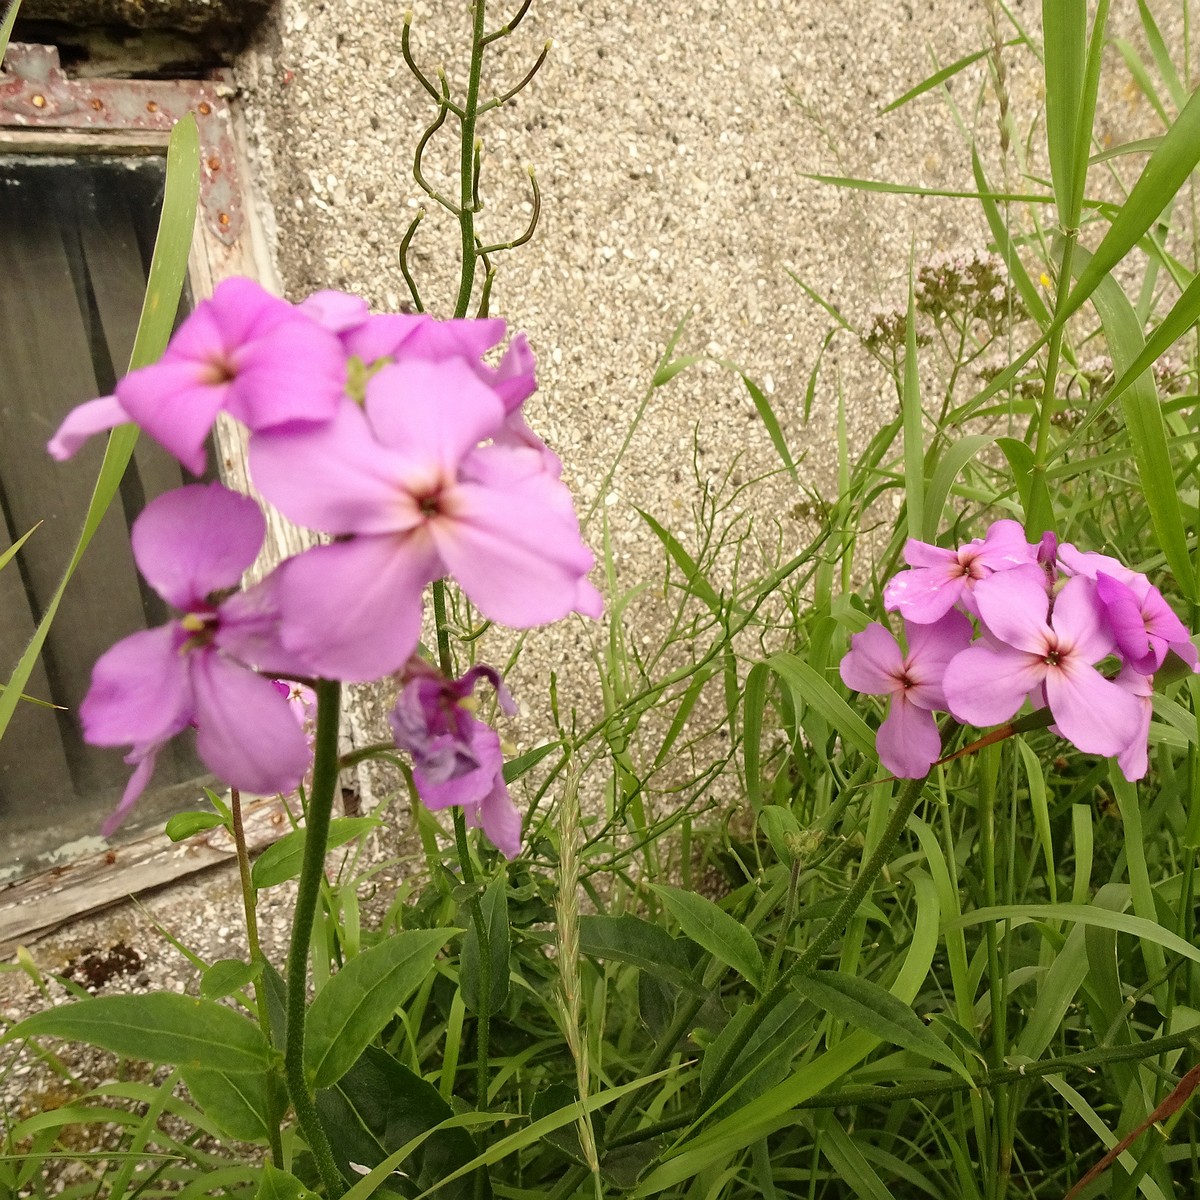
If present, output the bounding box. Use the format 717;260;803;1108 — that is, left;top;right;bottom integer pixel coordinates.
1112;665;1152;781
49;278;346;475
943;565;1143;765
390;663;522;859
249;357;601;681
839;610;972;777
81;483;312;835
1057;544;1197;675
884;519;1036;623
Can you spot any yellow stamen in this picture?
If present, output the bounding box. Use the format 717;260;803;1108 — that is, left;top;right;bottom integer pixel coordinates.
180;613;207;632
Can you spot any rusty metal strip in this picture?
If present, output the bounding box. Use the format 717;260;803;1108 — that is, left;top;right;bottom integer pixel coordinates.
0;42;241;244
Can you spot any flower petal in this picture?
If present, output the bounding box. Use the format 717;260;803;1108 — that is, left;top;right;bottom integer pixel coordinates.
117;362;227;476
883;565;963;623
943;643;1044;727
477;775;523;859
189;652;312;795
364;358;505;469
876;696;942;778
81;625;193;750
274;535;438;681
1044;658;1143;758
250;400;416;536
972;564;1051;653
47;394;130;461
1094;573;1151;667
1051;574;1113;665
431;477;598;627
101;749;161;838
131;483;265;610
839;623;903;696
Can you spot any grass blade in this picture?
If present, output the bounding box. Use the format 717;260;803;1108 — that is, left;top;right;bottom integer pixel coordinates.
0;0;21;62
882;41;1024;114
1042;0;1087;225
0;115;199;743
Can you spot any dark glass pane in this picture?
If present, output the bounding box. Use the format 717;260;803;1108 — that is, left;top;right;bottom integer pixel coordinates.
0;155;212;880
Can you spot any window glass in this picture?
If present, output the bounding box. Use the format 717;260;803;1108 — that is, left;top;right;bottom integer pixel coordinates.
0;154;211;879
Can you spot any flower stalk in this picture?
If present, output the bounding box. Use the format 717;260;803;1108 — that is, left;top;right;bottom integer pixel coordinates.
284;679;344;1198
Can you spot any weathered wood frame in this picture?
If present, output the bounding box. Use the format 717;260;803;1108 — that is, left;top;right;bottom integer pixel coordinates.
0;43;307;954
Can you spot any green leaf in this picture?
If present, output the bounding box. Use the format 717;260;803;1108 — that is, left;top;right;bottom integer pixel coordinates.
578;914;697;988
758;807;802;865
997;436;1036;516
255;1164;320;1200
636;508;723;616
758;651;877;761
0;521;38;574
201;958;263;1000
650;884;763;989
165;810;229;842
181;1065;277;1145
461;874;510;1017
652;355;701;387
502;740;559;783
306;929;455;1089
251;817;379;889
882;41;1023;114
802;173;1053;204
317;1046;487;1197
2;994;270;1073
1074;248;1192;596
923;434;996;542
741;372;798;481
902;268;924;542
791;970;973;1083
0;1;23;63
1042;0;1088;225
0;113;198;744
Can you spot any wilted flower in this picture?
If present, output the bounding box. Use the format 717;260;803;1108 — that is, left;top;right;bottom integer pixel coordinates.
390;663;522;858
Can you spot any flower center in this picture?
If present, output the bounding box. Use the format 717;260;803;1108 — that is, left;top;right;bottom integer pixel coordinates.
1044;649;1061;667
179;611;218;653
199;354;237;386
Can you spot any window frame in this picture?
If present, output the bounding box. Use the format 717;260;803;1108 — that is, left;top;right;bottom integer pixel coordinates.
0;42;308;952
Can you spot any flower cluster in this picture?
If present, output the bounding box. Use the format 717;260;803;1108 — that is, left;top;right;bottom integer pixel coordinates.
51;278;601;855
840;520;1197;779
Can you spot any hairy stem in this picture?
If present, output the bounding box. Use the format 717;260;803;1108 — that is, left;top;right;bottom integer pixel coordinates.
284;680;344;1198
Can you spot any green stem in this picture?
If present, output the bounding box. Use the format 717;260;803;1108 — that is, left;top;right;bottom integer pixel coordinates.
284;680;344;1198
230;789;284;1169
697;772;930;1115
453;1;489;319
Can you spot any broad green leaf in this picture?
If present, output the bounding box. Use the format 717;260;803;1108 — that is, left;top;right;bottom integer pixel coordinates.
306;929;455;1089
0;114;198;743
201;958;263;1000
2;994;270;1073
181;1065;276;1145
251;816;379;889
502;740;559;783
650;884;763;988
636;508;722;616
316;1045;486;1198
165;810;229;842
791;970;973;1083
578;914;696;988
461;874;510;1017
255;1164;319;1200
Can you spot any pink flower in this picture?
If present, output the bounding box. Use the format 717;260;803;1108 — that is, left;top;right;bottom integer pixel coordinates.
1112;665;1152;781
1058;544;1197;675
81;483;312;834
249;357;601;681
389;663;522;858
884;519;1037;623
943;565;1143;766
49;278;346;475
839;610;972;777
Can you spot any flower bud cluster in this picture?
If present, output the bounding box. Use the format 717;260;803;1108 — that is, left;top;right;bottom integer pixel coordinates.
840;520;1196;780
49;278;601;854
